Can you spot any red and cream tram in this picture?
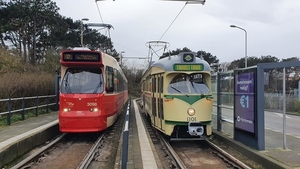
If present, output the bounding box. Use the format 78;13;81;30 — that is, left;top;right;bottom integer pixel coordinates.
59;47;128;132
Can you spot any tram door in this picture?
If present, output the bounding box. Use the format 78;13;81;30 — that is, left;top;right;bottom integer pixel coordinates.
152;74;163;129
157;74;163;130
151;76;156;127
151;74;158;128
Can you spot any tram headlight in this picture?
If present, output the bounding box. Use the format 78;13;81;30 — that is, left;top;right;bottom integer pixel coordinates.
63;108;71;112
187;108;195;116
90;108;99;112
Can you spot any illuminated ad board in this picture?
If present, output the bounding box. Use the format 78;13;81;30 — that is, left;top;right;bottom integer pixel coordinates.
234;70;256;134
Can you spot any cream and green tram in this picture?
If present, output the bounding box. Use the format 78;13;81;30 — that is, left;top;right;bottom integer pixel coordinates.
141;52;213;140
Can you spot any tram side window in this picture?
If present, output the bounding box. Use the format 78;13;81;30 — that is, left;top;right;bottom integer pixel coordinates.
114;69;118;92
160;77;163;93
112;69;127;93
152;77;156;93
106;66;114;93
116;70;125;92
147;76;151;92
117;71;123;92
158;77;160;93
144;81;147;92
141;82;143;92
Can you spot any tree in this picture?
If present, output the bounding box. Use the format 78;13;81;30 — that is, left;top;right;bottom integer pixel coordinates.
1;1;119;63
161;47;219;65
219;62;231;72
0;1;8;48
196;50;219;65
83;29;118;58
1;0;60;63
281;57;300;90
121;64;143;97
40;16;79;50
227;55;279;70
281;57;299;62
161;47;192;59
260;55;280;63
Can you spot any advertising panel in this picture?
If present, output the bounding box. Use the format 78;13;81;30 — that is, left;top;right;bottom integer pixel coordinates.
234;70;256;133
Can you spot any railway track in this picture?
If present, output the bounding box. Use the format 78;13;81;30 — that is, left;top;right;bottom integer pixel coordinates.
11;132;104;169
137;99;251;169
168;139;251;169
10;106;126;169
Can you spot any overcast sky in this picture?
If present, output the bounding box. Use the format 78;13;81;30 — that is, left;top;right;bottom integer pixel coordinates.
54;0;300;66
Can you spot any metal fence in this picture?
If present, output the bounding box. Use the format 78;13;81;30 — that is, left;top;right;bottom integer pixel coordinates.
212;62;300;152
211;73;300;112
0;95;57;125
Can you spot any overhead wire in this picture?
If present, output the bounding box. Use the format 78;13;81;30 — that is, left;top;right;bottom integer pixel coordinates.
94;0;147;57
95;1;112;37
148;1;188;61
94;0;190;59
113;41;148;57
95;0;104;23
158;1;188;41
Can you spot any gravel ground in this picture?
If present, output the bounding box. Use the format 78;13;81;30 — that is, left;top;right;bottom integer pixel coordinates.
210;137;264;169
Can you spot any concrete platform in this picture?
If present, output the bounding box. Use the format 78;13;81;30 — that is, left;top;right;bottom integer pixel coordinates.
213;117;300;169
123;99;160;169
0;112;60;168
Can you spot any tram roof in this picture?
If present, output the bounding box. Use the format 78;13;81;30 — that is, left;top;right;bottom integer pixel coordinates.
150;52;211;72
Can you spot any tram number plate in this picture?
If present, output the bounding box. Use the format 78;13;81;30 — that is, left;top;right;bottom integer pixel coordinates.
87;102;97;106
187;117;197;121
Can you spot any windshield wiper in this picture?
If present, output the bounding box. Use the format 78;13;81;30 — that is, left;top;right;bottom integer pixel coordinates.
64;73;72;93
190;80;204;95
170;86;189;97
93;81;103;93
64;80;72;93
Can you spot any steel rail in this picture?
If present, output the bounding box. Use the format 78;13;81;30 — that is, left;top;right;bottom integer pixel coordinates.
11;134;66;169
206;140;251;169
77;132;106;169
159;135;187;169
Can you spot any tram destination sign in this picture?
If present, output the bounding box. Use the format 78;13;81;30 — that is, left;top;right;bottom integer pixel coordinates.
234;71;255;133
173;64;203;71
63;52;101;62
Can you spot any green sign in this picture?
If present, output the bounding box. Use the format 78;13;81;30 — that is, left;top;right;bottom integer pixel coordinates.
173;64;204;71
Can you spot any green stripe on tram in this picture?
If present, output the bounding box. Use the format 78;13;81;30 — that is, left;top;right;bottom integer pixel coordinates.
164;94;213;105
165;120;212;125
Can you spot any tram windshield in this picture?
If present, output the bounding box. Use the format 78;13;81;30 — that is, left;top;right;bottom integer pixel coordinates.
61;68;103;94
167;73;210;94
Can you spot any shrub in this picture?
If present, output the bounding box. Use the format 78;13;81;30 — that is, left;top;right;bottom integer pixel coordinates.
0;48;57;113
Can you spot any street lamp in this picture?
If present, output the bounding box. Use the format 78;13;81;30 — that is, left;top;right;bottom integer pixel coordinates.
80;18;89;47
230;25;248;68
120;51;125;65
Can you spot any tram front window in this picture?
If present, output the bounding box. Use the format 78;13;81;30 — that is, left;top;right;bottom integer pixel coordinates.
167;73;210;94
61;68;104;94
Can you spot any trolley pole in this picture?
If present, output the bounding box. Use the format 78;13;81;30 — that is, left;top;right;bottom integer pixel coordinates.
80;18;89;47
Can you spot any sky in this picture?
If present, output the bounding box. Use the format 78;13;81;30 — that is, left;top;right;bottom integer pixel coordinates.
54;0;300;67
